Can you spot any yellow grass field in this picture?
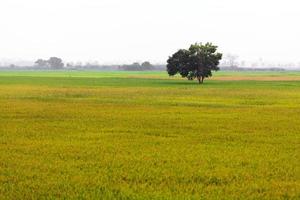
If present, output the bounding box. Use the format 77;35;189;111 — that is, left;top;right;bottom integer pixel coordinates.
0;71;299;199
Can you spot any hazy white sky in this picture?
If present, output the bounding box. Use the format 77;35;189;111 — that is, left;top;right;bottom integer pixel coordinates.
0;0;299;64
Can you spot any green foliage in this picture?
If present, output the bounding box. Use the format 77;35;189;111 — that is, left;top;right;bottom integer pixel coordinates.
167;43;222;83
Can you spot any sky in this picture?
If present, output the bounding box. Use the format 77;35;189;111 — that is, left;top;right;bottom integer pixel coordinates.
0;0;299;65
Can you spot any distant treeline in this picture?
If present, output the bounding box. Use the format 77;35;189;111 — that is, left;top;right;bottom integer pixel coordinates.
220;66;286;71
0;57;166;71
1;56;299;71
118;62;165;71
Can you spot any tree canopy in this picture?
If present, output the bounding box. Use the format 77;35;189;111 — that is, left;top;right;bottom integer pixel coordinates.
48;57;64;69
35;57;64;69
167;43;222;84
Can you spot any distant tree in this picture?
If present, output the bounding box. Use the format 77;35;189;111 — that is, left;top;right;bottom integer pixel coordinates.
121;62;141;71
167;43;222;84
141;61;154;70
47;57;64;69
119;61;156;71
225;54;238;68
132;62;140;66
35;59;48;68
66;63;74;68
75;62;83;67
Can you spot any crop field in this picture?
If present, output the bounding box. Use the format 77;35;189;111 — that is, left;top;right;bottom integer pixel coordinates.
0;70;299;199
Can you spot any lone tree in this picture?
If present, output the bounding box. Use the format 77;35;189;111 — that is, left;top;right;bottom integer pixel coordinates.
167;43;222;84
48;57;64;69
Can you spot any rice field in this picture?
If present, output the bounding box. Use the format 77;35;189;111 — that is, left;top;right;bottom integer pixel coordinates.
0;70;299;199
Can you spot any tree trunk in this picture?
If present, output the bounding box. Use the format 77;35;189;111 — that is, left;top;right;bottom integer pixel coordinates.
197;76;204;84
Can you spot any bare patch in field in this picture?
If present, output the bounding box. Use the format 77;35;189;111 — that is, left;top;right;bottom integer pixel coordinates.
211;76;300;81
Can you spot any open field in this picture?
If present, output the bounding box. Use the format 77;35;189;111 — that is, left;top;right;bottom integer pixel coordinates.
0;71;299;199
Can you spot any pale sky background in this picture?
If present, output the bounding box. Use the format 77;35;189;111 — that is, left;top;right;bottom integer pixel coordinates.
0;0;299;65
